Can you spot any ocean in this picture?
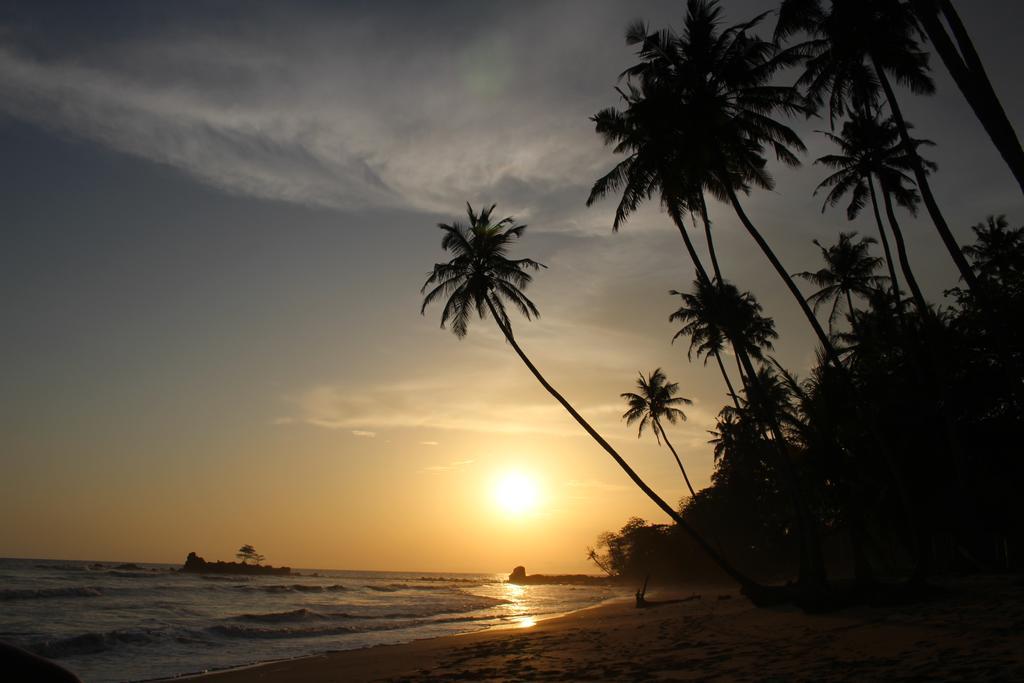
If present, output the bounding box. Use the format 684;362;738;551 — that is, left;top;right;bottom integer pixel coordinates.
0;558;615;682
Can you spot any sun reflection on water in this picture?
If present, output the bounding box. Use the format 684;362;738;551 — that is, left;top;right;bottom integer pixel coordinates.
500;581;538;628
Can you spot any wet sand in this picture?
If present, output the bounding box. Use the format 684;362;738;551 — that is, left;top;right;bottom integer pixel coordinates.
181;575;1024;682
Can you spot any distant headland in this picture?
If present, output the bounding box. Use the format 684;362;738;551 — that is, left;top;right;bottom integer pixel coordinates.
180;552;291;576
507;565;612;586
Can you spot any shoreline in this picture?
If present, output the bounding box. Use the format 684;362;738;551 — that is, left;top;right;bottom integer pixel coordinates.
160;592;633;682
165;576;1024;682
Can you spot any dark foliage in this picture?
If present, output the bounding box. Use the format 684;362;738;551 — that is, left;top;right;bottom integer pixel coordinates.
592;219;1024;583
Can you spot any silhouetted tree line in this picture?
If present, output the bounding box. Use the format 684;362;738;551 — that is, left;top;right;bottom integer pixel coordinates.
422;0;1023;609
593;215;1024;585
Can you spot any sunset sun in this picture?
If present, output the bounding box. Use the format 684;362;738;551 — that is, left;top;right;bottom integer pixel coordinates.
493;473;539;515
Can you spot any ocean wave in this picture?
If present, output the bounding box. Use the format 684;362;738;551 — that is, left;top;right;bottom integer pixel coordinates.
228;593;513;627
365;583;447;592
234;583;348;594
232;608;330;624
0;586;104;601
104;570;158;578
209;624;359;640
338;595;512;620
429;614;485;625
30;628;158;658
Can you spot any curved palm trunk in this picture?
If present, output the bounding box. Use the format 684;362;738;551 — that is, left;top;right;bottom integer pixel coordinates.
879;184;930;315
826;294;843;337
653;417;697;498
723;184;842;367
844;290;856;327
669;205;713;286
668;203;743;411
912;0;1024;195
734;352;747;387
698;196;724;282
715;351;743;410
484;298;758;590
872;60;979;290
866;175;903;301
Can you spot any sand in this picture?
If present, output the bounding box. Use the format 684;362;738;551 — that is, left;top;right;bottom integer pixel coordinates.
182;575;1024;682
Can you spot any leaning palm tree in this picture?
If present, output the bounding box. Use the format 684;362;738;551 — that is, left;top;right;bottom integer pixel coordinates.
795;232;888;334
589;0;845;368
815;111;935;315
621;369;697;496
776;0;979;290
588;19;725;283
421;203;755;590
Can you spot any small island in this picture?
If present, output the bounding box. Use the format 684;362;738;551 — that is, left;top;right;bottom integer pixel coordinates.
180;550;291;576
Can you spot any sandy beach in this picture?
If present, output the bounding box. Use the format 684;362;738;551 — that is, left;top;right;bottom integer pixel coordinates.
180;575;1024;682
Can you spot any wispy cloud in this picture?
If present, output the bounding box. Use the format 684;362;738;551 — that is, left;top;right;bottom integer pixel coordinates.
275;380;625;438
0;3;619;219
351;430;376;438
422;459;475;473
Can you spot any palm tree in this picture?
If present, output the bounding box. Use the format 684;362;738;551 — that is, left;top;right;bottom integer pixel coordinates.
587;19;727;283
814;111;934;315
670;278;778;374
583;24;706;277
776;0;979;290
795;232;887;334
584;16;746;396
421;203;755;590
589;0;844;367
621;368;697;496
908;0;1024;195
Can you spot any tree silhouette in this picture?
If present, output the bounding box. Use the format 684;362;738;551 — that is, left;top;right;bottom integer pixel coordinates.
421;203;756;590
670;279;778;372
815;111;935;315
586;18;719;283
236;544;257;565
776;0;978;290
621;368;697;497
908;0;1024;195
590;0;844;368
963;215;1024;285
670;278;827;587
796;232;887;334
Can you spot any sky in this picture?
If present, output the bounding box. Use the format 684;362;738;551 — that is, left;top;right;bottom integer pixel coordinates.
1;0;1022;573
